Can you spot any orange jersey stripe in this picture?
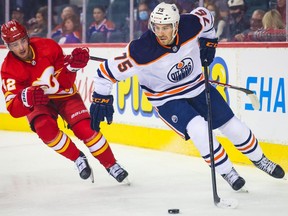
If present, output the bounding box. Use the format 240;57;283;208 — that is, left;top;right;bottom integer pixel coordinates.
99;63;117;83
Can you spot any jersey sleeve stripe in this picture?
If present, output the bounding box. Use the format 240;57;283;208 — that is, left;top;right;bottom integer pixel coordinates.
4;92;16;107
99;63;117;83
104;60;118;81
97;68;105;78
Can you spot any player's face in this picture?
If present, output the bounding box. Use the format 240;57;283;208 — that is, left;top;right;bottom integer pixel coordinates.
153;23;174;46
8;36;31;60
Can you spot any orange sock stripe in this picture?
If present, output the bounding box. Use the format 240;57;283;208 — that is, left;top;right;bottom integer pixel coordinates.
237;135;256;151
205;148;225;164
47;131;63;147
85;132;102;147
91;141;109;157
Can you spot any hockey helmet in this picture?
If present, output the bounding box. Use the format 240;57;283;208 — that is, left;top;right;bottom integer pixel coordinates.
1;20;28;44
149;2;180;38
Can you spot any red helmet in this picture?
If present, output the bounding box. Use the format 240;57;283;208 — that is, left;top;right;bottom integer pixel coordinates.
1;20;28;44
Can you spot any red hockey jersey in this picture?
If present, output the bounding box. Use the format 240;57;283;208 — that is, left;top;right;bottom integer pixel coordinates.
1;37;77;117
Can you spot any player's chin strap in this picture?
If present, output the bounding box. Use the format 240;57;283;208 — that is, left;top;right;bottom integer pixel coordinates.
88;55;260;110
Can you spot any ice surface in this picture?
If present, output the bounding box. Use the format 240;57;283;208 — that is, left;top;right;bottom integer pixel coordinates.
0;130;287;216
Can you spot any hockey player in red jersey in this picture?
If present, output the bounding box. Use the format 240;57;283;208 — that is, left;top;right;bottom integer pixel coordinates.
0;20;128;183
89;2;285;191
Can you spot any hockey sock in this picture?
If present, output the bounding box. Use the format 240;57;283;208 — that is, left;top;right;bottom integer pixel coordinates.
84;132;116;168
218;116;263;162
47;131;80;161
186;116;232;175
72;119;116;168
33;115;80;161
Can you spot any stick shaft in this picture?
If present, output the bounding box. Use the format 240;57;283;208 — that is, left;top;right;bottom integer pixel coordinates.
89;56;107;62
209;80;254;95
203;62;221;205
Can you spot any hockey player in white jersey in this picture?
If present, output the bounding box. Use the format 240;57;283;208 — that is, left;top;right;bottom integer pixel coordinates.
89;2;285;191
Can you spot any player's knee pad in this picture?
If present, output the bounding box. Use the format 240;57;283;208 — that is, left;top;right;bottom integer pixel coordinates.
187;116;209;144
218;116;250;144
72;119;95;141
186;116;219;154
33;115;59;143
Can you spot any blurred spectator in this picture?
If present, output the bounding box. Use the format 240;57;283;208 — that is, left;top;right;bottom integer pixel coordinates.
106;0;130;42
215;2;229;39
276;0;286;24
205;2;219;27
85;0;110;31
52;4;81;42
234;9;265;42
134;2;151;39
10;0;47;21
249;9;286;41
87;5;116;43
11;6;27;27
244;0;270;21
178;0;196;13
142;0;158;10
58;14;81;44
28;6;48;38
219;0;250;41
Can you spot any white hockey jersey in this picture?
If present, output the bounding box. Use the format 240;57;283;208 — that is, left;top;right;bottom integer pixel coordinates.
93;7;216;107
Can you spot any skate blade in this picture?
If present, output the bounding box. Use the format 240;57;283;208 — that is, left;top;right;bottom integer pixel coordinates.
237;186;249;193
90;169;95;183
216;198;238;209
122;177;131;186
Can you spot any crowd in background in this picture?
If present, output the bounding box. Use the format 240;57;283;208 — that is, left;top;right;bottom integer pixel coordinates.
0;0;287;44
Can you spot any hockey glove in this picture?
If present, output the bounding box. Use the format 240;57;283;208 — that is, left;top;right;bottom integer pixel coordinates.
199;37;218;66
67;47;90;72
90;92;114;131
21;86;49;108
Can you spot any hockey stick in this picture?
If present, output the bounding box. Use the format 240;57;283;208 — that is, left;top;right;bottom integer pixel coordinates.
89;56;107;62
209;80;260;110
203;60;238;209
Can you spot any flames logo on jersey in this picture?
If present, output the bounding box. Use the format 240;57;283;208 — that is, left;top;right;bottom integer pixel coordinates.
167;58;193;83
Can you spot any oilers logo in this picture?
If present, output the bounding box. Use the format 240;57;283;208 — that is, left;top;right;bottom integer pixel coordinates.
167;58;193;83
171;115;178;123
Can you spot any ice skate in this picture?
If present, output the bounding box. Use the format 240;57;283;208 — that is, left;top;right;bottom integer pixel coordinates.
252;155;285;179
75;152;93;182
222;167;246;191
107;163;129;183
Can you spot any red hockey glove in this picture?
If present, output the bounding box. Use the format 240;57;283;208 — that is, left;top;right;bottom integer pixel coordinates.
21;86;49;108
67;47;90;72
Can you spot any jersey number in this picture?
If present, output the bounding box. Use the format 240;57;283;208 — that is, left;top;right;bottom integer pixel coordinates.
194;9;210;26
2;78;16;91
115;53;133;72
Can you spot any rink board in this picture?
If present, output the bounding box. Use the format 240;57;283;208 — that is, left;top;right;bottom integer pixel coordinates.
0;43;288;170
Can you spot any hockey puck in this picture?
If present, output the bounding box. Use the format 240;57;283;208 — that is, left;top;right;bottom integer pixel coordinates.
168;209;180;214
